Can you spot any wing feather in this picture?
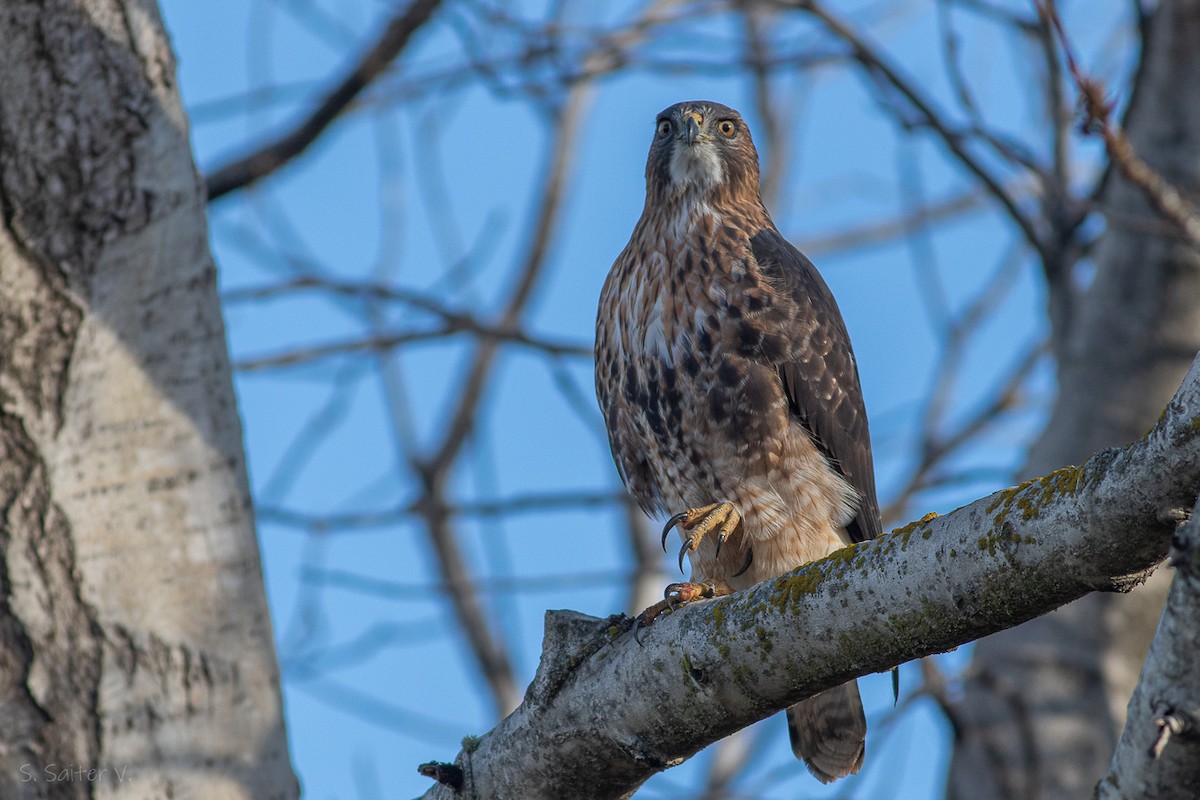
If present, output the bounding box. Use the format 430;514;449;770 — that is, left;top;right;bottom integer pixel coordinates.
749;229;882;543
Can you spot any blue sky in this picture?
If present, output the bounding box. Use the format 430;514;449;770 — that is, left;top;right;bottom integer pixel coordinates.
159;1;1132;797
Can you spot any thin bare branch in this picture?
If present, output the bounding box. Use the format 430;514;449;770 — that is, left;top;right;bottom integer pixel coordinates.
740;6;789;209
205;0;445;200
1039;0;1200;248
880;241;1040;523
946;0;1038;30
789;0;1047;254
303;566;633;599
799;185;990;257
882;341;1043;523
257;489;626;533
399;88;593;715
232;316;590;373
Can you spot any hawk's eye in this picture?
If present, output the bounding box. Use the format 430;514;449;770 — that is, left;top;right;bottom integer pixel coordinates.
718;119;737;138
656;119;672;139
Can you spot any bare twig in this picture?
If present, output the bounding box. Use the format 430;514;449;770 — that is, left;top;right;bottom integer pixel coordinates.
205;0;445;200
1038;0;1200;248
791;0;1046;254
303;566;633;599
233;323;590;373
403;79;594;717
257;489;627;533
800;185;990;256
879;237;1042;523
947;0;1039;31
741;6;789;209
881;340;1042;524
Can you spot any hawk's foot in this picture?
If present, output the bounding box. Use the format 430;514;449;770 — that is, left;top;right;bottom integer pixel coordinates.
633;581;719;645
661;500;744;572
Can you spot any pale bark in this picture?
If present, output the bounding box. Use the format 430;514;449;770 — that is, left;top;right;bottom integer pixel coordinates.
415;355;1200;800
946;1;1200;798
0;2;296;798
1097;493;1200;800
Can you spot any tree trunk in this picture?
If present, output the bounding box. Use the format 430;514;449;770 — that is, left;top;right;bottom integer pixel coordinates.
0;2;297;798
946;2;1200;798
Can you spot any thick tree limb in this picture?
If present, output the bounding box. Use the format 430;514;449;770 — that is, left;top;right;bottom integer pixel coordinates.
417;354;1200;799
204;0;443;201
1097;495;1200;799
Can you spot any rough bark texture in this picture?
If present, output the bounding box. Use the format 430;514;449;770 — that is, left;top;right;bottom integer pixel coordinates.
1097;494;1200;800
946;2;1200;798
0;2;296;798
415;356;1200;800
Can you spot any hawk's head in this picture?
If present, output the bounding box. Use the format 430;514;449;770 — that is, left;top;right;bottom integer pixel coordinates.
644;100;761;205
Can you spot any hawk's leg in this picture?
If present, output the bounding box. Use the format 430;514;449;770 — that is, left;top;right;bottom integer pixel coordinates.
661;500;744;573
633;581;724;645
632;500;752;644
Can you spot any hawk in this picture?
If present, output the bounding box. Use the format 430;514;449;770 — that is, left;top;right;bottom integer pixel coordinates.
594;100;881;783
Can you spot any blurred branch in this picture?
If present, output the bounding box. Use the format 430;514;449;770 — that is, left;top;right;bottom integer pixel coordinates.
1030;0;1083;354
405;78;594;716
790;0;1047;254
258;489;627;532
205;0;445;201
622;497;667;617
284;620;445;675
292;677;464;743
945;0;1038;31
935;0;985;123
304;566;634;599
257;360;367;504
880;242;1041;522
234;322;590;372
1039;0;1200;248
1036;2;1071;214
696;729;762;800
741;6;789;209
882;340;1043;524
800;185;989;256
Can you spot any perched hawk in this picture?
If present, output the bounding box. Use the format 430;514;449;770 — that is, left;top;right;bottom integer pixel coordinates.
594;100;881;783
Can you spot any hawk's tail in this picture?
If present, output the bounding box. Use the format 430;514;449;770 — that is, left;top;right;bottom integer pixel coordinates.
786;680;866;784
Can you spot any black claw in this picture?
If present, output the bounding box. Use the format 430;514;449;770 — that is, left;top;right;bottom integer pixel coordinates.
633;618;647;646
677;540;691;574
731;546;754;578
663;582;687;611
714;532;725;559
661;512;687;551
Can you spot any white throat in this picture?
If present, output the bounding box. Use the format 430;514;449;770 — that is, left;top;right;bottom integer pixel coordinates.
668;141;723;193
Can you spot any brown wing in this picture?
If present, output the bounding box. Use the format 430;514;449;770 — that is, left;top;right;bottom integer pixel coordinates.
749;228;882;543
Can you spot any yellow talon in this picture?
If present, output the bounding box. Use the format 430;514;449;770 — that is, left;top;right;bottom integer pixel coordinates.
663;501;743;572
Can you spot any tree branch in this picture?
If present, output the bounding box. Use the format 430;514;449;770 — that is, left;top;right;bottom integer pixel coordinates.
792;0;1046;255
233;324;590;372
1097;494;1200;799
1038;0;1200;249
204;0;444;201
417;353;1200;799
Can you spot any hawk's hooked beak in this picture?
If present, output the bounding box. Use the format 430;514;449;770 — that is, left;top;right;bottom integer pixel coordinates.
680;112;702;146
